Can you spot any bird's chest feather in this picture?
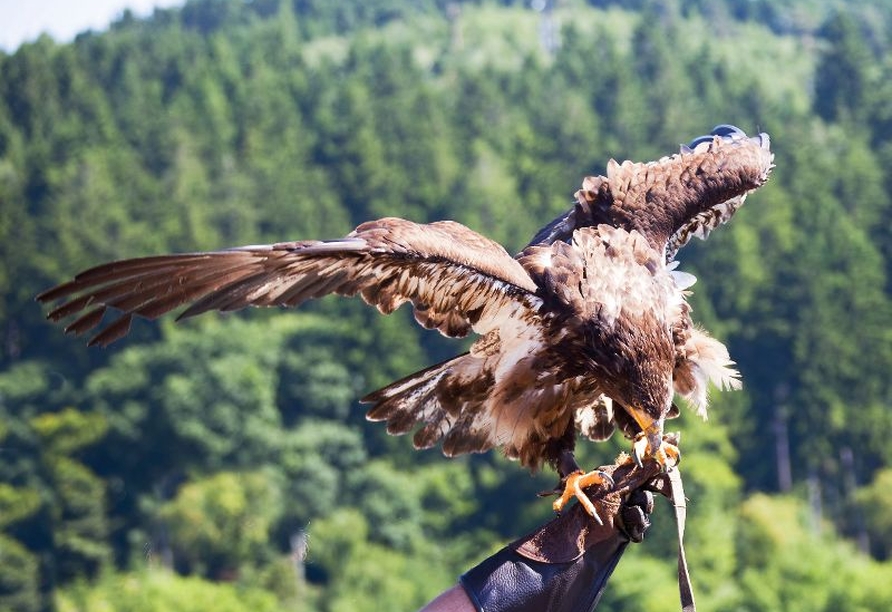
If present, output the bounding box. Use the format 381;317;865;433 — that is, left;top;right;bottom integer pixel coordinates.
535;226;680;390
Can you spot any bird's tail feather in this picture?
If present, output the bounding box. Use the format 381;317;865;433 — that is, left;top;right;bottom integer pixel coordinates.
362;352;494;454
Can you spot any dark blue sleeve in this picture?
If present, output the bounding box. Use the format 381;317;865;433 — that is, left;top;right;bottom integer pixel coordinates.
459;537;628;612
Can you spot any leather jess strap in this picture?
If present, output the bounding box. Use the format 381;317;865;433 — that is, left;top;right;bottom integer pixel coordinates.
662;467;696;612
635;466;695;612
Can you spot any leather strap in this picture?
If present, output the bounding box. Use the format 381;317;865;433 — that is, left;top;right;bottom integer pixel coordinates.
644;467;695;611
667;467;696;612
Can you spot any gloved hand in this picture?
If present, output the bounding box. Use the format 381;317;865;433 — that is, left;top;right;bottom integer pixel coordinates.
459;461;662;612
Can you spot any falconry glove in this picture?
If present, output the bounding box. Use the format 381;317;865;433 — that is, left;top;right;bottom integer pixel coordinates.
460;461;694;612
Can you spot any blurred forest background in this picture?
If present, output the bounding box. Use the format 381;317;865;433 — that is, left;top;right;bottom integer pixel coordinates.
2;0;892;610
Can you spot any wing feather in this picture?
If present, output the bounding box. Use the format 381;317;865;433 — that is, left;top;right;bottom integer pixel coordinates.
528;128;774;259
37;217;540;347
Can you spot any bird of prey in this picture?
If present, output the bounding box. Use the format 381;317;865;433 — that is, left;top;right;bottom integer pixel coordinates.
525;125;773;512
37;126;773;520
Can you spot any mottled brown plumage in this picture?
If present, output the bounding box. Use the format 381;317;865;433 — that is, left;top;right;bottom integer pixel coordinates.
525;127;773;457
528;126;774;260
37;126;773;488
38;218;538;345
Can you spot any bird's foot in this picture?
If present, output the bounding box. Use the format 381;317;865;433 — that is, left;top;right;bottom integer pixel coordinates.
631;432;680;472
552;469;615;524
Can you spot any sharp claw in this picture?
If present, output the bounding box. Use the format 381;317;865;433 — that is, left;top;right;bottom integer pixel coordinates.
656;443;680;473
552;469;612;525
630;432;680;472
631;434;649;468
571;476;602;524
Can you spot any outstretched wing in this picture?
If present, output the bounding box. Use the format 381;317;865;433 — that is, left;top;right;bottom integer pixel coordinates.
37;217;540;347
527;125;774;260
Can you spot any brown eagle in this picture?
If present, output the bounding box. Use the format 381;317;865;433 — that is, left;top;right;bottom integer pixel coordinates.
37;126;773;519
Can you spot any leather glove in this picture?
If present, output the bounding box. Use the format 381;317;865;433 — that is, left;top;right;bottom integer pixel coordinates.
459;461;661;612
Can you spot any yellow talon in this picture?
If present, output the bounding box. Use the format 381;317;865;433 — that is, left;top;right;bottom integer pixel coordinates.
624;405;680;471
552;469;615;524
656;440;680;470
631;431;680;471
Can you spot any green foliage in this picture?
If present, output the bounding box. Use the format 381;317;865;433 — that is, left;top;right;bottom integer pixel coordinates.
0;402;111;602
159;471;284;577
856;468;892;560
0;535;41;612
735;494;892;612
45;456;111;578
30;407;108;456
277;419;368;522
309;507;460;612
0;484;41;530
83;316;298;477
599;551;681;612
2;0;892;608
813;11;874;124
56;569;282;612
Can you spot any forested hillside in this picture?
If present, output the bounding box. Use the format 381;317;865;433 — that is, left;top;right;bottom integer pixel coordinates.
2;0;892;610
